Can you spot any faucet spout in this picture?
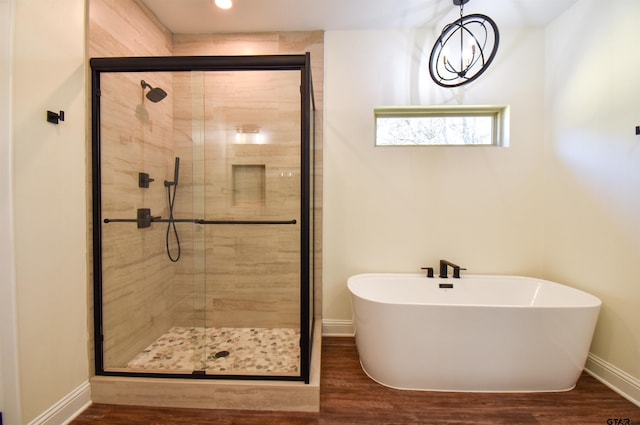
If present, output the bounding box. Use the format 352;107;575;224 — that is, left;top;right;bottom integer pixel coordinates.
439;259;465;279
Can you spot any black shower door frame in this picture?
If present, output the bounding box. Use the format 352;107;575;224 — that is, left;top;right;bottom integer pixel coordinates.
90;54;314;383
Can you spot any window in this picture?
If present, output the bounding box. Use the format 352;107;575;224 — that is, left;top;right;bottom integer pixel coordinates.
375;105;509;147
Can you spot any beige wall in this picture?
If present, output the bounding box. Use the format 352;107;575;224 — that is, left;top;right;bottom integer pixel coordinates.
545;0;640;383
12;0;88;422
323;28;546;322
1;0;21;423
88;0;172;57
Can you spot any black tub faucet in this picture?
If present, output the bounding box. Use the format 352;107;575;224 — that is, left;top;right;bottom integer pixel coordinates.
439;259;466;279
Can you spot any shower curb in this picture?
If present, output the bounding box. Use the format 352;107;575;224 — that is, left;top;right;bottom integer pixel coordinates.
89;321;321;412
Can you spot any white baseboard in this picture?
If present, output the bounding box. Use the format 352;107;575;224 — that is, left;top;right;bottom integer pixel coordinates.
27;381;91;425
584;354;640;408
322;319;354;336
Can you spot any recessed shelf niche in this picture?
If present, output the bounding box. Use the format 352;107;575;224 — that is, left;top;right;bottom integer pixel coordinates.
232;164;266;206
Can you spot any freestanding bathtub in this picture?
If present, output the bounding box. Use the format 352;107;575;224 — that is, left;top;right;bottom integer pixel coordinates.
347;273;601;392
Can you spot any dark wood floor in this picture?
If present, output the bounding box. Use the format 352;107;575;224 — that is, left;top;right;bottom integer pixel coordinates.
73;337;640;424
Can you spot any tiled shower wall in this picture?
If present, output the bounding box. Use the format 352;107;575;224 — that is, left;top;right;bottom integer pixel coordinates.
89;0;175;369
99;71;177;368
89;0;323;368
172;33;324;329
171;69;303;329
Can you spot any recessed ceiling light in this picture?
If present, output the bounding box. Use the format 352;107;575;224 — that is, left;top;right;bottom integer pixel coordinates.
214;0;232;9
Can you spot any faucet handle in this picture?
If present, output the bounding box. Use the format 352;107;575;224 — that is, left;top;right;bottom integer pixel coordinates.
453;267;467;279
421;267;434;278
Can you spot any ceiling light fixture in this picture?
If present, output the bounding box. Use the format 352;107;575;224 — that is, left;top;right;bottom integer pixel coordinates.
214;0;232;10
428;0;499;88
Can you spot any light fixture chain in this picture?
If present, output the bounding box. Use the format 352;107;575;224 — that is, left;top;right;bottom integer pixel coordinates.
459;3;464;72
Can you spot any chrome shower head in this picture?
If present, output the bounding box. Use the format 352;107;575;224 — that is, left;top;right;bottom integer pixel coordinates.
140;80;168;103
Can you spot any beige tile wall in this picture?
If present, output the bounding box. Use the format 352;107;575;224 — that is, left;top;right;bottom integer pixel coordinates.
99;71;176;368
89;0;175;369
90;0;323;369
172;69;304;329
172;32;324;331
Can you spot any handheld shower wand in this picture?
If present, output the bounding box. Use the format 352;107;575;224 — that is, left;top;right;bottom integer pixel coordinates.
165;157;181;262
164;157;180;187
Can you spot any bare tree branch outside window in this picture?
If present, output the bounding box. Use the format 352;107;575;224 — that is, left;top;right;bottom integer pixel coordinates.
374;106;509;147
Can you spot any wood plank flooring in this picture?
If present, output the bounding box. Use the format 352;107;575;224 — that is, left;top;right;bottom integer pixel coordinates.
73;337;640;424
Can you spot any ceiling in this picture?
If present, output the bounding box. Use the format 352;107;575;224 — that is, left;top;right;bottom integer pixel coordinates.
140;0;580;35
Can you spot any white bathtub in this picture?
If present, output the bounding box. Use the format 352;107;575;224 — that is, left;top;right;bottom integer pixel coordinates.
347;273;601;392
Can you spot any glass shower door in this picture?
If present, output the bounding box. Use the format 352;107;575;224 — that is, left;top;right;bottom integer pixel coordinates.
92;54;313;381
196;69;302;376
98;70;207;375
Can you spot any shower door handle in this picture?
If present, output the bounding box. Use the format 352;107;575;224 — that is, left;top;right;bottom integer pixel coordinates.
197;219;297;225
103;216;297;227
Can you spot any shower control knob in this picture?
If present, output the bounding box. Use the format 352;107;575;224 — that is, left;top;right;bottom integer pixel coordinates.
138;172;155;188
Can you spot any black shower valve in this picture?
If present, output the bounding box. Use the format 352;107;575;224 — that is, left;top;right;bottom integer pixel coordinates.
138;172;155;188
137;208;160;228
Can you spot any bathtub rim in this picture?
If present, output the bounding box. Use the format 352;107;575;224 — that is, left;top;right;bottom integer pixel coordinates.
347;272;602;309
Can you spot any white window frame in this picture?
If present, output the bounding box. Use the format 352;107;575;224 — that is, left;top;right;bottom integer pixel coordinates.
374;105;510;147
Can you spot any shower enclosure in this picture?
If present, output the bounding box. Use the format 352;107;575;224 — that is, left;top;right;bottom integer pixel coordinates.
91;54;316;383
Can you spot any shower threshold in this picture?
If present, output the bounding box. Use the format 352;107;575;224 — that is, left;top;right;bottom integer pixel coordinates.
121;326;300;376
91;321;321;412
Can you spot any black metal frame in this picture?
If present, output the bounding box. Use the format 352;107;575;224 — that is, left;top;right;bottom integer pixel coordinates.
91;54;314;383
428;11;500;88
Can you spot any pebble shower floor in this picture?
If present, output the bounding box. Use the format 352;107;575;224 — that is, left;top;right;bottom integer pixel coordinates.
125;326;300;375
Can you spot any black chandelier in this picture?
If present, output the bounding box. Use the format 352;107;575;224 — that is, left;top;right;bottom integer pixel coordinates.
429;0;500;88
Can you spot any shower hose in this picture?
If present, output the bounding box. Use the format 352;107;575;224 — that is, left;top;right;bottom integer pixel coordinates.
165;182;181;262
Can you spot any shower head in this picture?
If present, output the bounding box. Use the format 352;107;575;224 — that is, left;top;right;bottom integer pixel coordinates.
140;80;168;103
